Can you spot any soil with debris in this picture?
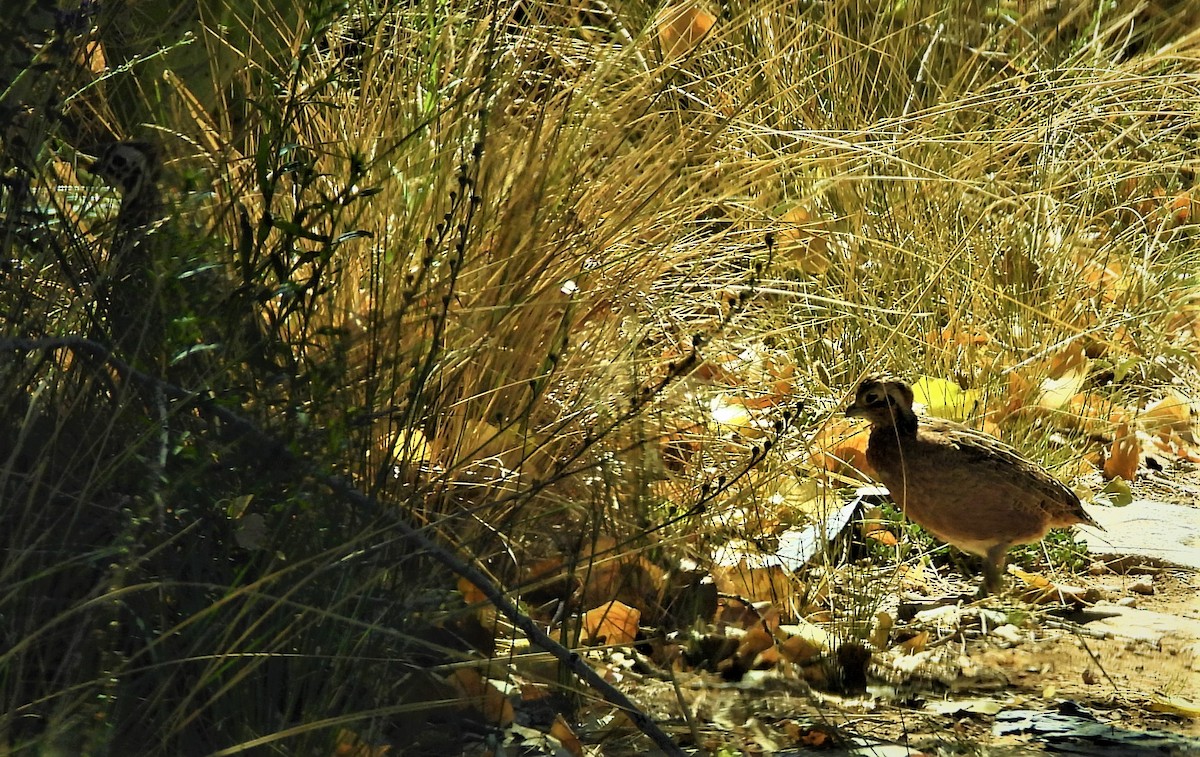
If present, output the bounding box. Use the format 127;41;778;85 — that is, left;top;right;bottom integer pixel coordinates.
600;465;1200;756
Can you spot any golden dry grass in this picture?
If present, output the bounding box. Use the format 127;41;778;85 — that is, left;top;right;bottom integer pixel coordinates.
3;0;1200;752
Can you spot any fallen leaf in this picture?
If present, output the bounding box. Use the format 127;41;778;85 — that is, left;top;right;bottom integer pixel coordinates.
655;3;717;60
777;618;831;657
457;577;486;605
865;529;898;547
391;428;431;463
911;376;979;422
1170;192;1196;225
710;393;769;438
776;204;831;275
446;669;514;727
869;611;894;650
1001;370;1037;418
583;601;641;645
690;349;740;384
1149;695;1200;719
736;625;776;667
808;419;872;478
1039;356;1088;410
1116;176;1139;201
897;630;929;654
580;553;663;610
1095;477;1133;507
1064;392;1129;434
77;39;108;76
779;632;824;664
1009;567;1088;605
1073;250;1130;304
332;727;391;756
798;725;838;747
551;714;585;757
1141;390;1194;439
1104;422;1140;480
711;559;795;609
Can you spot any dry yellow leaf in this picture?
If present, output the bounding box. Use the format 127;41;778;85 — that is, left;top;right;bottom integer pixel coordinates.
1150;695;1200;719
869;611;894;650
710;393;769;438
912;375;979;422
1073;250;1130;304
1104;422;1140;481
446;669;514;727
897;631;929;654
776;204;831;275
1010;567;1089;604
808;418;872;478
551;714;585;757
582;601;641;646
332;728;391;756
779;632;823;664
80;40;107;76
711;560;794;608
391;428;431;463
656;3;717;60
1039;346;1089;410
1141;390;1194;439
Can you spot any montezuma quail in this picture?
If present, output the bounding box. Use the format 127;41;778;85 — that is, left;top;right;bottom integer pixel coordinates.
845;375;1101;596
88;141;163;363
90;141;162;228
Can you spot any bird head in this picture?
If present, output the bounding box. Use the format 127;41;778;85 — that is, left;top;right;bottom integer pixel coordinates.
844;375;916;427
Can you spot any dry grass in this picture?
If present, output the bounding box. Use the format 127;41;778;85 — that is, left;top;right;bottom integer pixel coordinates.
2;0;1199;752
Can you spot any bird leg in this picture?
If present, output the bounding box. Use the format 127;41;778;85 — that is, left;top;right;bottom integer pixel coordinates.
978;544;1010;597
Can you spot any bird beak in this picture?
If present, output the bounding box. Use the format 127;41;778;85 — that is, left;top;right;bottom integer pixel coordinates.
844;399;865;418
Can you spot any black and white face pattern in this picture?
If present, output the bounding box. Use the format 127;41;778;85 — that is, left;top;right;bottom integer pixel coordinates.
91;142;155;203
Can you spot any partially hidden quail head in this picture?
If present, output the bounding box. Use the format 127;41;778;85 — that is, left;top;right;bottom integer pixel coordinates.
87;141;161;225
845;375;1102;596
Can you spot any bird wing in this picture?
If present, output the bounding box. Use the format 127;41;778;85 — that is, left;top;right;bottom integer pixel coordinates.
916;417;1097;526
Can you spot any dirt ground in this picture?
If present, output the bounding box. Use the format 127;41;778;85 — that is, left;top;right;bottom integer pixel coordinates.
607;569;1199;755
607;465;1200;755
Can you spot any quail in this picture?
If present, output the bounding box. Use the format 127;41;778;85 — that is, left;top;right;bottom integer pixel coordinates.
88;141;165;363
844;375;1102;596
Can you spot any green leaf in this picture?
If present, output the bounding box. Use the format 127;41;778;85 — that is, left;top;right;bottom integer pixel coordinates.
1097;478;1133;507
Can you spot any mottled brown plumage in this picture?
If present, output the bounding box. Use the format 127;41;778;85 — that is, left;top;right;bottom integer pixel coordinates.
845;375;1101;595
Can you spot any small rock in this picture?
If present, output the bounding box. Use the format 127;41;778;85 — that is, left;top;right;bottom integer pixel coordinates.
1129;579;1155;595
991;624;1024;645
1116;596;1138;607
